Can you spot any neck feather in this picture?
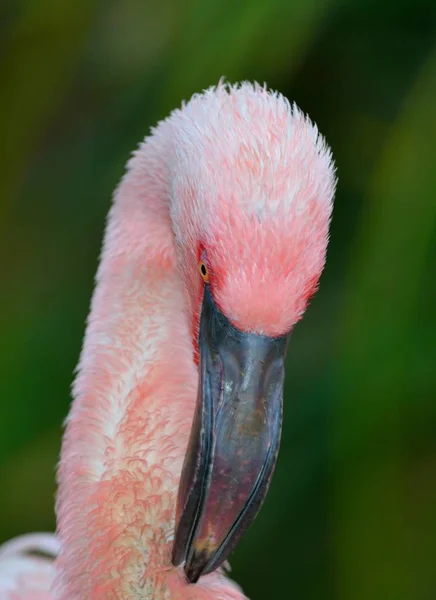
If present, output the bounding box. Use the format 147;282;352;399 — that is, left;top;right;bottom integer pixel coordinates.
54;137;244;599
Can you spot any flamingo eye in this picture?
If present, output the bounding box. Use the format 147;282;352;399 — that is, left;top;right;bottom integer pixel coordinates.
199;261;209;283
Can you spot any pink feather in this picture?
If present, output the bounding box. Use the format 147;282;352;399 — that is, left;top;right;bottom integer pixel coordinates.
0;82;335;599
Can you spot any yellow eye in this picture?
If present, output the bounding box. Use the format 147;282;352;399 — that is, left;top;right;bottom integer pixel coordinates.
199;260;209;282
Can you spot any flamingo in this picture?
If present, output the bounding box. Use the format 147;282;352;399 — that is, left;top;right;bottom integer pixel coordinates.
0;81;336;599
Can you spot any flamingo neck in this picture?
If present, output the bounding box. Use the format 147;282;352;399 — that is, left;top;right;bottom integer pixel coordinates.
54;138;200;598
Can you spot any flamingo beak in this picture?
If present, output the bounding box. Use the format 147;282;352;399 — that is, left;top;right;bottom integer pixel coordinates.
172;285;289;583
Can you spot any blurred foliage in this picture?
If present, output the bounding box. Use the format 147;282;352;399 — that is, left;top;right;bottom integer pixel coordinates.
1;1;435;599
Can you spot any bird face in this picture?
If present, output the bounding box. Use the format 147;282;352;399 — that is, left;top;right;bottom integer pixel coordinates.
169;83;336;583
171;214;316;584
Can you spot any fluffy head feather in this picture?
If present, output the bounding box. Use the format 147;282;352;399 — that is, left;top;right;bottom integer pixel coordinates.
161;81;337;336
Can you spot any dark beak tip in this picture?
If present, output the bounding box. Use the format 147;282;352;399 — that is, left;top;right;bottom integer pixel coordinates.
185;565;201;584
184;547;212;584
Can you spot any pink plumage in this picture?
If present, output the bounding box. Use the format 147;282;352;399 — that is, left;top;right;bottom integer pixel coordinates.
0;82;336;599
0;534;59;599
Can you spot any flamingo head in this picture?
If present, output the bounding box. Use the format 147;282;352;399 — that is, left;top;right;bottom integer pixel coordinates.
168;83;336;583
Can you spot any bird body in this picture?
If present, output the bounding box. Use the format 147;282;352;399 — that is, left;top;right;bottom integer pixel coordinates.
0;534;58;599
0;82;336;599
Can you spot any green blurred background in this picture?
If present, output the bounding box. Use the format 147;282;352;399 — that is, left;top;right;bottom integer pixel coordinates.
1;1;435;598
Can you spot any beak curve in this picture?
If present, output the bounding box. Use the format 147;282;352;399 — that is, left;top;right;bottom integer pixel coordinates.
172;285;289;583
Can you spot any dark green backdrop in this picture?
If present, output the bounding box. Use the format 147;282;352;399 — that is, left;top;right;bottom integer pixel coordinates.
1;1;435;599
